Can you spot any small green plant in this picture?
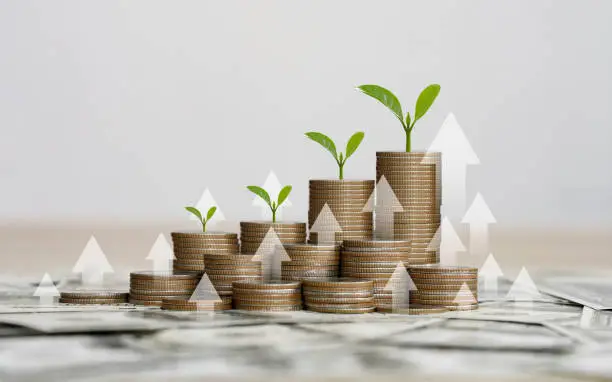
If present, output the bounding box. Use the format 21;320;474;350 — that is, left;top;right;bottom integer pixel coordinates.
247;185;292;223
305;131;364;179
357;84;440;152
185;206;217;232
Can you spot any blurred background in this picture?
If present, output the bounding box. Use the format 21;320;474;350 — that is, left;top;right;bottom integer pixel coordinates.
0;0;610;278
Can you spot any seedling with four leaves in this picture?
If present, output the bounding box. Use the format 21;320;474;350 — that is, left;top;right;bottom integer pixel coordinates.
305;131;365;179
247;185;292;223
185;206;217;232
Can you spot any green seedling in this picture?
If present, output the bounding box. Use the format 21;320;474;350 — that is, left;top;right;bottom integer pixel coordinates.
185;206;217;232
357;84;441;152
247;185;292;223
305;131;365;180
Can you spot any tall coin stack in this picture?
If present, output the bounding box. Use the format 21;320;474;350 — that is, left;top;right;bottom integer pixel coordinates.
171;231;240;272
281;243;340;281
129;271;202;306
376;151;441;264
232;280;302;311
407;265;478;311
302;278;375;314
308;180;374;244
340;240;411;310
203;253;262;301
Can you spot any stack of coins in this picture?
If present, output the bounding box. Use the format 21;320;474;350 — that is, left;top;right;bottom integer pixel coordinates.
376;304;448;315
407;265;478;311
203;254;262;297
308;180;374;244
161;296;232;311
240;221;307;254
340;240;411;310
232;280;302;311
281;243;340;281
376;151;441;264
59;291;128;305
171;232;240;272
129;271;201;307
302;278;375;314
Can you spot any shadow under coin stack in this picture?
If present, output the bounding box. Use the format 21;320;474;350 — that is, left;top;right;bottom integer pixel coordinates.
308;180;374;245
340;239;411;310
161;296;232;311
232;280;302;311
376;151;441;264
171;231;240;272
129;271;201;306
59;291;128;305
203;253;262;301
302;278;375;314
281;243;340;281
407;265;479;311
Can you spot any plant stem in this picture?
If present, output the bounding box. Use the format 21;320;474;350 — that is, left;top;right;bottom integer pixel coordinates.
202;220;207;233
405;129;412;152
272;208;276;223
339;163;344;180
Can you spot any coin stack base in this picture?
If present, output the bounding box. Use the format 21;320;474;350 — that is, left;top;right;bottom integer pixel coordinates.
281;243;340;281
303;278;375;314
406;265;478;311
59;290;128;305
232;281;302;311
172;231;240;272
129;271;202;307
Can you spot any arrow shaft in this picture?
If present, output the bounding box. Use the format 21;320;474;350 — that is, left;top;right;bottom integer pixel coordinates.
391;288;410;312
38;295;55;306
82;271;104;286
442;162;467;218
468;224;489;259
153;259;172;272
483;277;498;295
375;213;395;240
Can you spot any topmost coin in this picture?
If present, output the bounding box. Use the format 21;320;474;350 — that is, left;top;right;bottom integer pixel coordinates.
407;264;478;273
171;231;238;239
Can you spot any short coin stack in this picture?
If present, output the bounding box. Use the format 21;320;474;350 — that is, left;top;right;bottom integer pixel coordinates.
161;296;232;311
407;265;478;311
376;151;441;264
59;291;128;305
302;278;375;314
340;239;411;310
171;231;240;272
240;221;307;254
129;271;201;307
203;254;262;298
232;280;302;311
281;243;340;281
308;180;374;244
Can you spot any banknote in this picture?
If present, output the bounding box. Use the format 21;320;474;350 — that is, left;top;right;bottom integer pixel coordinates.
537;274;612;310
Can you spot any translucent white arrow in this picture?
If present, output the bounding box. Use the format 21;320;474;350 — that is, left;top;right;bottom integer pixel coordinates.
428;217;465;265
252;171;292;220
72;236;114;287
190;188;226;226
462;193;496;260
506;267;541;307
310;203;342;244
251;228;291;282
453;282;477;305
362;175;403;240
33;273;60;306
189;273;222;311
384;262;417;312
479;253;504;296
146;233;175;272
423;113;479;219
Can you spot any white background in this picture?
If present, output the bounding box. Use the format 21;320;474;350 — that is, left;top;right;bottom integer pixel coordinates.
1;0;611;228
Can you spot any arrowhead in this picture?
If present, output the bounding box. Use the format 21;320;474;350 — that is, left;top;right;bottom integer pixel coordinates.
462;193;496;224
72;236;114;273
310;204;343;234
384;262;417;292
191;188;226;222
145;233;175;262
453;282;477;304
251;228;290;261
428;217;465;252
33;273;60;297
365;175;403;214
424;113;479;165
252;171;292;208
479;253;504;278
506;267;541;300
189;273;222;306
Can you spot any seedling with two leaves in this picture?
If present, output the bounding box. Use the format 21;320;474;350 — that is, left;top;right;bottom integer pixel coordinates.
247;185;292;223
185;206;217;232
305;131;364;179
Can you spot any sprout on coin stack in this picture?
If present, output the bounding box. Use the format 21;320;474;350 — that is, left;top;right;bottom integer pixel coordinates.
281;243;340;281
232;280;303;312
357;83;442;259
302;278;376;314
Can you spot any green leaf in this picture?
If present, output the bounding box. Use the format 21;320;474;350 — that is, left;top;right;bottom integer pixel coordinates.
277;185;292;207
305;132;338;160
345;132;364;159
357;85;404;126
247;185;271;206
414;84;441;123
405;112;411;130
206;206;217;221
185;206;203;222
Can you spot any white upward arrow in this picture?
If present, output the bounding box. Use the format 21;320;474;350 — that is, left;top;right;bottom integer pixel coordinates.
251;228;291;282
384;262;417;312
453;282;478;305
72;236;114;287
428;217;465;265
190;188;226;225
33;273;60;306
506;267;541;307
310;203;342;244
189;273;222;311
146;233;175;272
423;113;479;219
252;171;292;220
462;193;496;260
362;175;403;240
479;253;504;297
